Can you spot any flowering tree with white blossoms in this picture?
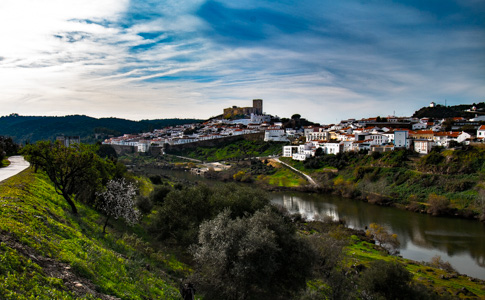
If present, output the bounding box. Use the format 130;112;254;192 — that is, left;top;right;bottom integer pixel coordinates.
96;178;141;234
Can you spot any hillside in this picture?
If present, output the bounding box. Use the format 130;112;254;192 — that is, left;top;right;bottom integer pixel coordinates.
412;102;485;119
280;146;485;221
0;169;186;299
0;115;202;144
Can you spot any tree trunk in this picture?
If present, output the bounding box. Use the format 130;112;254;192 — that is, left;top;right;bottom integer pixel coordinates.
63;192;78;215
103;216;110;234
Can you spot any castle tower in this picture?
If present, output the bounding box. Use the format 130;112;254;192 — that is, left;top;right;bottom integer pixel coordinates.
253;99;263;115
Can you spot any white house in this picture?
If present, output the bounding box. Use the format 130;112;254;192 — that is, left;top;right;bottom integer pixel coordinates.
394;130;409;148
283;146;299;157
412;122;427;130
457;132;472;143
367;134;389;145
264;129;289;142
319;142;343;154
477;125;485;140
414;139;433;154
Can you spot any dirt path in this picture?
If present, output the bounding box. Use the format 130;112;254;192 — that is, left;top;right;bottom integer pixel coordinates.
0;156;30;182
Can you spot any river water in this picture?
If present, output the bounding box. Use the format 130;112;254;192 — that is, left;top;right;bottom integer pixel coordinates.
139;167;485;279
271;191;485;280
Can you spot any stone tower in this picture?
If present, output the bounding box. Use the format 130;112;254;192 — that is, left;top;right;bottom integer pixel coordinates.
252;99;263;115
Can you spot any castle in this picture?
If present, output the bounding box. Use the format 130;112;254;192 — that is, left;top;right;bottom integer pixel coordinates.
223;99;263;119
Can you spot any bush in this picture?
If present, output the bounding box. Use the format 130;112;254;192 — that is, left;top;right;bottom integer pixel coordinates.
149;185;172;205
150;184;270;246
427;193;451;216
191;207;315;299
360;260;436;300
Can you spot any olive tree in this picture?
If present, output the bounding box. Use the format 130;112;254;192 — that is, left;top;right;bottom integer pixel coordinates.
191;207;315;300
22;141;106;214
96;178;141;233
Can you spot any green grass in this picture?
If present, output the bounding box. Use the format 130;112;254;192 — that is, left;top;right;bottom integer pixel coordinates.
1;158;11;167
0;169;185;299
258;165;307;187
346;236;485;298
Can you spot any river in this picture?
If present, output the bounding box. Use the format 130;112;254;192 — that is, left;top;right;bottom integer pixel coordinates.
138;167;485;280
271;191;485;280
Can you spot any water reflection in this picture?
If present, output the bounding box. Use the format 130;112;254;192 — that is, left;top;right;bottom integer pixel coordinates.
271;192;485;279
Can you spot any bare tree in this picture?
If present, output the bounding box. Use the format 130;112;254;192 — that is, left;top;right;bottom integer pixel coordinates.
366;223;400;254
96;178;141;233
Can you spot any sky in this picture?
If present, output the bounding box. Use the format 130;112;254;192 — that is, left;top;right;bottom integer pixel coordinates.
0;0;484;124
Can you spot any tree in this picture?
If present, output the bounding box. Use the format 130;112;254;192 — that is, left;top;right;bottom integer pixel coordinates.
150;184;270;246
365;223;400;254
96;178;141;233
21;141;108;214
191;207;315;299
0;136;19;157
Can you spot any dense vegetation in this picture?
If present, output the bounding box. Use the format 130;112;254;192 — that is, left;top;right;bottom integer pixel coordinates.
412;102;485;119
0;114;202;143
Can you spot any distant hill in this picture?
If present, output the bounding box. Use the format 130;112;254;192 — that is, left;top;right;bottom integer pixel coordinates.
0;114;202;143
412;102;485;119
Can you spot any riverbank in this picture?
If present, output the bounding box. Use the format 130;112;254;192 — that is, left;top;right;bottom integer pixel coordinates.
277;147;485;223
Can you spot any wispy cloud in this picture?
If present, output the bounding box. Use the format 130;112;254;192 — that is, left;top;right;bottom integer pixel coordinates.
0;0;484;122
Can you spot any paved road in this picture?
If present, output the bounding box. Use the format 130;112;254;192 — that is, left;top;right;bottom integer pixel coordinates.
0;156;30;182
272;157;319;187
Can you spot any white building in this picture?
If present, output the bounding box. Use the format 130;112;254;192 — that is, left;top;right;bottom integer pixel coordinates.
414;139;433;154
394;131;409;148
367;134;389;145
264;129;289;142
283;146;299;157
319;142;343;154
137;141;150;153
477;125;485;140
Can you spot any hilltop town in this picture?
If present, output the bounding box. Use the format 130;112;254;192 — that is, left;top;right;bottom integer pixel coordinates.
103;99;485;158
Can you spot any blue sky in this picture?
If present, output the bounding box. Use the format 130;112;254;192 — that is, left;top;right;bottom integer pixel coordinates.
0;0;484;123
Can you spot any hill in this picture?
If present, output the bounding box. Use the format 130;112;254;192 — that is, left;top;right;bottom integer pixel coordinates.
412;102;485;119
0;114;202;144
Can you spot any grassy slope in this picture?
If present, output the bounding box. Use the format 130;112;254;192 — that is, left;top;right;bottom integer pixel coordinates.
0;169;186;299
346;238;485;298
172;140;284;162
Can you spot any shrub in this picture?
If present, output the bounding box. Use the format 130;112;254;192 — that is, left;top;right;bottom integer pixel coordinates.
430;255;456;273
360;260;436;300
191;207;315;299
427;193;451;216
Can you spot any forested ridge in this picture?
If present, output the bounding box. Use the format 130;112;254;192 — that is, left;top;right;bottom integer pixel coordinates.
0;114;202;143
